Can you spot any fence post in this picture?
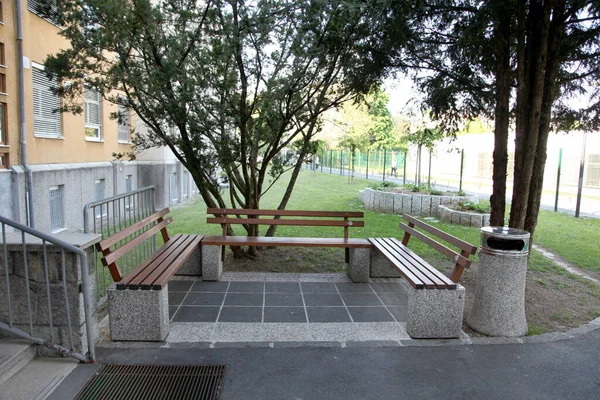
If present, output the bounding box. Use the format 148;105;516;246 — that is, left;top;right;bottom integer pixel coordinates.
575;133;587;218
383;149;387;182
366;149;370;180
403;148;407;185
329;150;333;174
428;149;432;189
459;149;465;192
554;148;562;212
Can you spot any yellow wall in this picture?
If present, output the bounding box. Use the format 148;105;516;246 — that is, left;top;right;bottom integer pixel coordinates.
3;1;133;167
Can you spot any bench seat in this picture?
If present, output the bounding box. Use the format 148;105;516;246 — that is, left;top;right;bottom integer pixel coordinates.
369;237;456;289
117;233;204;290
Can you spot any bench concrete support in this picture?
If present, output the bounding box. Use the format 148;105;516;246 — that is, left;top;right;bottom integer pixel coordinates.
201;244;223;281
107;284;169;341
369;248;402;278
347;248;371;283
174;244;202;276
406;285;465;339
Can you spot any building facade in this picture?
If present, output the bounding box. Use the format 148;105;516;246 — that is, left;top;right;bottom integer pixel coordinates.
0;1;199;233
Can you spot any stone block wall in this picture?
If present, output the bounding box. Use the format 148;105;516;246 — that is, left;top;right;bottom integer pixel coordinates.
0;235;101;358
438;205;490;228
358;188;479;218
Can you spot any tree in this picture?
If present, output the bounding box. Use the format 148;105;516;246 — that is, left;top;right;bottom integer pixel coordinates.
389;1;600;237
403;116;443;187
43;0;411;257
334;88;395;183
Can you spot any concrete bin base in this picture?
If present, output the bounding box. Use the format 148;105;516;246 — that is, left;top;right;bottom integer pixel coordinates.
202;245;223;281
407;285;465;339
467;252;528;337
108;284;169;341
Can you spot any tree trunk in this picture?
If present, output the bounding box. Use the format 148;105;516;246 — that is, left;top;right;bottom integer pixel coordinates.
510;0;552;229
524;1;565;238
489;0;511;226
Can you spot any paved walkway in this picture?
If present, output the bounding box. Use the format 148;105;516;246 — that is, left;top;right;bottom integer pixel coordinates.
50;326;600;400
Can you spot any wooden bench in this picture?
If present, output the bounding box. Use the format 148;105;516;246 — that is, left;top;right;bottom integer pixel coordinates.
97;208;203;341
200;208;371;280
369;214;477;339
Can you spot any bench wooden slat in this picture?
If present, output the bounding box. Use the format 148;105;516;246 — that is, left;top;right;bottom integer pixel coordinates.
207;208;364;218
398;223;471;269
151;234;204;290
201;235;371;248
384;238;456;289
97;209;170;251
369;238;428;289
103;217;173;267
117;234;188;289
135;234;198;290
402;214;477;255
207;217;364;227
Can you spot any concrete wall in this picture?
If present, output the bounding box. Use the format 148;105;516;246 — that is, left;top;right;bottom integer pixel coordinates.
4;160;199;234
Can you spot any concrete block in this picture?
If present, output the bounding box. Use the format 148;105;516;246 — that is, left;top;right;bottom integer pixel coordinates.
410;196;422;216
347;248;370;283
384;193;395;214
369;248;402;278
483;214;491;227
201;244;223;281
366;189;375;211
108;284;169;341
392;194;403;214
358;190;365;204
175;241;201;276
451;211;460;225
467;252;528;337
407;285;465;339
402;195;412;215
421;196;432;217
470;214;483;228
459;213;471;227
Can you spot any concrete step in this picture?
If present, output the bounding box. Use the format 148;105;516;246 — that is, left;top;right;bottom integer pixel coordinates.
0;358;79;400
0;340;36;387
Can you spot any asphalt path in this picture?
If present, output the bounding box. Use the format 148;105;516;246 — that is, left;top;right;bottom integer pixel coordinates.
51;328;600;400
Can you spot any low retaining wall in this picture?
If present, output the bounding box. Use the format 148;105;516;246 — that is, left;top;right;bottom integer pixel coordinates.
358;188;478;217
438;205;490;228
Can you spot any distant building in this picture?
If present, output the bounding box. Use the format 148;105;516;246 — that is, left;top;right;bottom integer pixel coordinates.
0;1;198;233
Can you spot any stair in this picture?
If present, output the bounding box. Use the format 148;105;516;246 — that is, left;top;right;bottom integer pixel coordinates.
0;340;79;400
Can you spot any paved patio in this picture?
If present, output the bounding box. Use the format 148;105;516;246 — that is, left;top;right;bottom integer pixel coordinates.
99;273;425;346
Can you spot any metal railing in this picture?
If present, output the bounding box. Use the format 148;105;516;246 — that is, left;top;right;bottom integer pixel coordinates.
0;215;95;362
83;186;156;306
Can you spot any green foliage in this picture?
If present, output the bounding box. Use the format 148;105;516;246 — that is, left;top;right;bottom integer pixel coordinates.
44;0;411;222
458;200;491;213
429;189;443;196
372;181;398;190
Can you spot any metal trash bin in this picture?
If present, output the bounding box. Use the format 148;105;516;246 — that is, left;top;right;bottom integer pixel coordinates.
467;227;530;337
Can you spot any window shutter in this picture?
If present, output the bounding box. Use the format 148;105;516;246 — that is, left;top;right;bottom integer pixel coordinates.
32;67;61;137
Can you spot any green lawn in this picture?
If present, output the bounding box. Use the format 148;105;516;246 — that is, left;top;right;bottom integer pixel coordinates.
167;169;577;273
534;210;600;273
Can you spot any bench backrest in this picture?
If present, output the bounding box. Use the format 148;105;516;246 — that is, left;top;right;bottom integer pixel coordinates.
207;208;364;240
399;214;477;283
96;208;172;282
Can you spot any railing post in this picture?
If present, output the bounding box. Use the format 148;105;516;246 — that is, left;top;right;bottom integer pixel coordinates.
554;148;562;212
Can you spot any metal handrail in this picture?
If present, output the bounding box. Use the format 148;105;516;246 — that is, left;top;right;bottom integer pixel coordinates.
0;215;95;362
83;185;155;232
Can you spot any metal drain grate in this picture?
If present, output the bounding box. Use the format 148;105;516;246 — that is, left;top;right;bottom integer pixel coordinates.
74;364;226;400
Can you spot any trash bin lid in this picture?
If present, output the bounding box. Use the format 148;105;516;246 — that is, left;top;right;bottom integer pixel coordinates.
480;226;530;239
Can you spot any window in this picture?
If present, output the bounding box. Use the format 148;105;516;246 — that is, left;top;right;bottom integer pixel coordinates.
125;175;132;209
183;171;189;198
118;101;131;143
49;185;65;232
0;42;5;66
95;179;106;218
0;2;4;24
0;74;6;94
170;172;178;205
28;0;61;26
85;87;102;140
586;154;600;188
32;64;61;137
0;102;6;144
